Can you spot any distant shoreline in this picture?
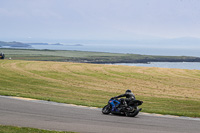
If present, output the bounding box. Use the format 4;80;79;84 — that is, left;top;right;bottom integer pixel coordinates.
0;41;83;48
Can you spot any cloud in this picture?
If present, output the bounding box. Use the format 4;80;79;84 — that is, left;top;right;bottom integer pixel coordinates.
0;0;200;40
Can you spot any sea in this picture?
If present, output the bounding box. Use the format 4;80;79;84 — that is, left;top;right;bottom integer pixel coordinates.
111;62;200;70
31;43;200;57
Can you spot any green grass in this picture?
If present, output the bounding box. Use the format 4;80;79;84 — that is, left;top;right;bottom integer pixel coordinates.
138;96;200;117
1;48;199;63
0;125;76;133
0;48;124;58
0;60;200;117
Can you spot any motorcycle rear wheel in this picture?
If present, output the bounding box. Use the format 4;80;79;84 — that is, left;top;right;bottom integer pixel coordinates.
125;107;140;117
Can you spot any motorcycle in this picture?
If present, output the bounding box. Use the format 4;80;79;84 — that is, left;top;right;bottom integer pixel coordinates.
102;98;143;117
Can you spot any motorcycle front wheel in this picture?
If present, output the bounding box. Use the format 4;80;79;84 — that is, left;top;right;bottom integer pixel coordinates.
102;104;111;114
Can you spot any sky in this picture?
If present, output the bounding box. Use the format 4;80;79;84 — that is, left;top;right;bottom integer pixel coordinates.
0;0;200;42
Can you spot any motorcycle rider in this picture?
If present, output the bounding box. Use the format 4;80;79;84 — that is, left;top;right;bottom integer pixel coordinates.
110;89;135;112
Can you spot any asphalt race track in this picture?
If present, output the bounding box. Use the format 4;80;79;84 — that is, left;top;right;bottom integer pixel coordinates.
0;96;200;133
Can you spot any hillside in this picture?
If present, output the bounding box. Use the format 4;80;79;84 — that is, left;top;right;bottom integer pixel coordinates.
0;41;31;48
0;60;199;117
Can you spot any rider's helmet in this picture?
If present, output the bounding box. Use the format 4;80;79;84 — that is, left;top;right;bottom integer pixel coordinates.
125;89;132;94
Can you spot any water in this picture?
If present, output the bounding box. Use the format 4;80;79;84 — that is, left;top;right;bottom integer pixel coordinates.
112;62;200;70
31;44;200;57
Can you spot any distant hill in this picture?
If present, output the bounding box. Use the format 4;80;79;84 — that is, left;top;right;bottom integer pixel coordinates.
0;41;31;48
0;41;83;48
0;41;65;48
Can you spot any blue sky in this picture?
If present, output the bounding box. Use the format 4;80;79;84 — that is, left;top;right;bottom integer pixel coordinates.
0;0;200;42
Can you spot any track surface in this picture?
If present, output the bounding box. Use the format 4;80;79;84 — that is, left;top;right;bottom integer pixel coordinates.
0;96;200;133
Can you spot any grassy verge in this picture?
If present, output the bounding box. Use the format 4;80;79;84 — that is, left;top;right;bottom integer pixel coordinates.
0;125;76;133
0;60;200;117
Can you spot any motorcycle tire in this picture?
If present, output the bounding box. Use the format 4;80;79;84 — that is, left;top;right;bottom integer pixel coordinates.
102;104;111;114
125;107;140;117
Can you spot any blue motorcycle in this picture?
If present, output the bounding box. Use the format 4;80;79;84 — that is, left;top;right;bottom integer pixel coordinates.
102;98;143;117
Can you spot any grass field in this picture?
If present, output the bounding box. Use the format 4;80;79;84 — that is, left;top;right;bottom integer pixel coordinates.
1;48;200;63
0;60;200;117
0;125;76;133
0;48;125;61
